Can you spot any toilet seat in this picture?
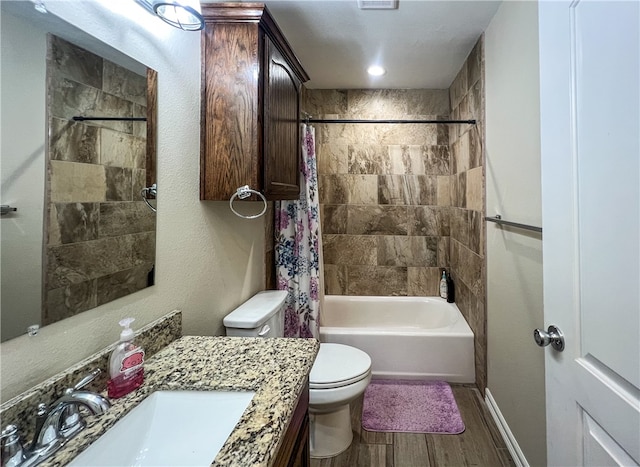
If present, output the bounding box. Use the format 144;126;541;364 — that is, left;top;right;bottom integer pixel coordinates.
310;343;371;389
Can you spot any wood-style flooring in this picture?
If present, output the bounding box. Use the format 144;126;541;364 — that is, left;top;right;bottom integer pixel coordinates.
310;385;516;467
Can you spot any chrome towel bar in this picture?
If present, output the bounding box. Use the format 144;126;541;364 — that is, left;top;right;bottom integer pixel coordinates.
485;215;542;233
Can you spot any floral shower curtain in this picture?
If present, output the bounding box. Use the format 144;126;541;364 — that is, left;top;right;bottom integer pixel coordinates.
275;124;322;338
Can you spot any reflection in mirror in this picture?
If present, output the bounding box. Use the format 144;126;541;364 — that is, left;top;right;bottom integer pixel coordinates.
0;2;157;342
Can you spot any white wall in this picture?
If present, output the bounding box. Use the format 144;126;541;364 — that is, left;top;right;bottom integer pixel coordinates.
0;0;266;402
484;2;546;466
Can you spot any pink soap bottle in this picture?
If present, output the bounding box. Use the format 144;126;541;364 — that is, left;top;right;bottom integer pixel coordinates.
107;318;145;399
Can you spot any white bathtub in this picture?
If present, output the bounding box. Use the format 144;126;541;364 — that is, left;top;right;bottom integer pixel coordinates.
319;295;475;383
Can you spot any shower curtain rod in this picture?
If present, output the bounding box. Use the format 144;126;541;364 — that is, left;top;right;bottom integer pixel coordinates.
73;116;147;122
304;118;476;125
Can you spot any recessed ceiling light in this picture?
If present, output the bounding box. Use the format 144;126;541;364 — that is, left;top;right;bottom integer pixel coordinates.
367;65;386;76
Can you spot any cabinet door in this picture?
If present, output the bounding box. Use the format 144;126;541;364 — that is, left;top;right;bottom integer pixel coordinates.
263;37;301;200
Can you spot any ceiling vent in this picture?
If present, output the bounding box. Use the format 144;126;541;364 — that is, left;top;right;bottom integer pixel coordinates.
357;0;398;10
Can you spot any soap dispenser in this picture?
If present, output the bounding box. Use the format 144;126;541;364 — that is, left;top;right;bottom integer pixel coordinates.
439;270;448;299
107;318;145;399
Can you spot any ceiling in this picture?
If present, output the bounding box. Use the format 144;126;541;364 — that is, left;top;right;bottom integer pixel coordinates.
218;0;502;89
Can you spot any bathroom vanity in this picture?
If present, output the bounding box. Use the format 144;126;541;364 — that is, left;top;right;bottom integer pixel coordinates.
0;324;319;466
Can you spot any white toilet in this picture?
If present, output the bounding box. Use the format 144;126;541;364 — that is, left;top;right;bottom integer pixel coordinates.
223;290;372;458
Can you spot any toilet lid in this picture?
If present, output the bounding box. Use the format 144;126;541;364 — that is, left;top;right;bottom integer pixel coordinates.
310;343;371;389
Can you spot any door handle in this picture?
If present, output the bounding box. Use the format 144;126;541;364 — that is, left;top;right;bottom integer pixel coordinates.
533;325;565;352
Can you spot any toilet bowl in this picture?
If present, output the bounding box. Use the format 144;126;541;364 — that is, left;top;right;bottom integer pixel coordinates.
223;291;372;459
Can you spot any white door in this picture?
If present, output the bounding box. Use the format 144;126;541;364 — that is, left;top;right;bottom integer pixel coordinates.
539;1;640;466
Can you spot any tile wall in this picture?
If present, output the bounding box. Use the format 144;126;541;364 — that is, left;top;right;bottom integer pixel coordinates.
448;37;487;392
304;89;451;296
44;36;155;325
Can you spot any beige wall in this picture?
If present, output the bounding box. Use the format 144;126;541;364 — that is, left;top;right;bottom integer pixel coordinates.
0;2;266;402
485;1;546;465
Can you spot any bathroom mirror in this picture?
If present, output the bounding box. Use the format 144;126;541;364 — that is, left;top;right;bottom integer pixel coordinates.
0;1;158;342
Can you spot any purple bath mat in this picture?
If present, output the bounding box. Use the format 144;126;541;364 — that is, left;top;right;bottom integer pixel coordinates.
362;380;465;434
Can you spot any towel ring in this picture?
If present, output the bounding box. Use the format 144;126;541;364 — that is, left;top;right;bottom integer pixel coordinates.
229;185;268;219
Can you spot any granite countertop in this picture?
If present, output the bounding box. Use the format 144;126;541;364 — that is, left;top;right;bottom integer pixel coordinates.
46;336;319;466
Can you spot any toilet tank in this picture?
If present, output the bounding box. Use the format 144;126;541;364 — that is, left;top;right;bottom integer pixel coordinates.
223;290;287;337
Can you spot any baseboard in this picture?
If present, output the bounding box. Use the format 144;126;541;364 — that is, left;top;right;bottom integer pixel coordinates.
484;388;529;467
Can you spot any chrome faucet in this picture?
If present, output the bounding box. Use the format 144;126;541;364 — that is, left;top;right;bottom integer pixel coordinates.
1;369;110;467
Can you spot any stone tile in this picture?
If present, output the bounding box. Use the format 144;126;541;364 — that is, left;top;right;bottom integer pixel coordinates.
437;176;451;206
438;236;450;267
46;236;136;289
466;166;484;212
99;202;156;237
316;142;348;175
321;204;348;234
450;207;470;248
53;202;99;244
347;175;378;204
452;240;484;298
405;89;451;115
449;106;460;144
378;175;437;205
48;205;62;246
132;103;148;139
469;80;484;123
50;161;106;203
469;210;484;257
348;145;389;174
386;123;438;146
378;236;437;267
49;118;100;164
101;129;146;169
103;60;147;106
133;169;147;200
456;172;467;209
347;205;408;235
49;35;102;89
455;131;471;174
49;77;134;134
407;267;441;296
424;145;450;175
44;280;97;325
450;62;468;109
466;37;484;88
323;264;347;295
319;175;348;204
388;145;426;175
452;271;471;322
105;166;132;201
409;206;449;236
347;89;408;119
303;89;348;115
347;266;407;296
437;122;449;145
450;173;459;206
322;234;377;266
131;231;156;265
469;121;483;169
459;95;471;123
96;263;154;306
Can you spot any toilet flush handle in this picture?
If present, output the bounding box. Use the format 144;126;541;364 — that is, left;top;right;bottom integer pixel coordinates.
258;325;271;337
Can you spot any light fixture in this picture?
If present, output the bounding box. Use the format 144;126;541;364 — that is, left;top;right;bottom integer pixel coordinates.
367;65;386;76
136;0;204;31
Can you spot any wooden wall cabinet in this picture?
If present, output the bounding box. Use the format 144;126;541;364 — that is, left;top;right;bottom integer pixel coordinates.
200;3;309;201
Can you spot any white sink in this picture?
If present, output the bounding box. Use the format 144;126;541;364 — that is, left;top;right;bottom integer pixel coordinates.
69;390;255;467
